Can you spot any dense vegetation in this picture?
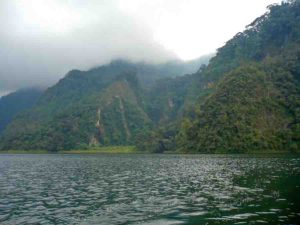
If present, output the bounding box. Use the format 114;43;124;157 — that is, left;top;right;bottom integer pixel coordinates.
175;0;300;153
0;58;208;151
138;0;300;153
178;62;300;153
0;0;299;153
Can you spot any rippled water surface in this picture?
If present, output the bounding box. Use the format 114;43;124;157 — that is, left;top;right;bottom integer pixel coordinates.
0;154;300;225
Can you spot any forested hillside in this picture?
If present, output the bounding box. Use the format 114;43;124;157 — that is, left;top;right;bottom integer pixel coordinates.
138;0;300;153
177;0;300;153
0;0;299;152
0;59;207;151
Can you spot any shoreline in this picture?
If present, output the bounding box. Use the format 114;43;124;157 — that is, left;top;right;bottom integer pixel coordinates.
0;146;137;154
0;148;298;155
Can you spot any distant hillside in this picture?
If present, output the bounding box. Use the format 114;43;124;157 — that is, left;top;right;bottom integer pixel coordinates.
0;58;210;151
0;88;43;134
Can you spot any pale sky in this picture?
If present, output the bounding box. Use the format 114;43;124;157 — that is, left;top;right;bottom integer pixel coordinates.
0;0;281;94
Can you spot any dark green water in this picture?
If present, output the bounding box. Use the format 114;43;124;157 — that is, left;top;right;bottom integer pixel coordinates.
0;154;299;225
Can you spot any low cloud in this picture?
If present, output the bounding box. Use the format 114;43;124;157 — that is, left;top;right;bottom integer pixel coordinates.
0;0;280;93
0;0;176;93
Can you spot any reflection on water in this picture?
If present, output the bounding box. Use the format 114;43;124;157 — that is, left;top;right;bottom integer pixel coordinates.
0;154;299;224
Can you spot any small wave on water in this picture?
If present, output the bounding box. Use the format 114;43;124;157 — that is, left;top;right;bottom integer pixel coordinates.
0;154;299;225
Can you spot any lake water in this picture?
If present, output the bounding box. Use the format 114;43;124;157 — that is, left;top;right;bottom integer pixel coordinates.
0;154;299;225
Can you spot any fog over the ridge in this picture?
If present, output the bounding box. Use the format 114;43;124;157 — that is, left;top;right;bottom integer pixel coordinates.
0;0;280;95
0;0;176;94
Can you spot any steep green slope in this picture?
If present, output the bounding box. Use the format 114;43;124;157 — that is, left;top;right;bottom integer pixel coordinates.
145;74;195;123
136;0;300;153
0;73;151;151
178;62;299;152
202;0;300;81
0;88;43;134
0;57;210;151
23;59;209;121
1;1;299;153
177;0;300;153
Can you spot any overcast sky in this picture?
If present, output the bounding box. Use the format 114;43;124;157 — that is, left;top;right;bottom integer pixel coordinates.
0;0;281;95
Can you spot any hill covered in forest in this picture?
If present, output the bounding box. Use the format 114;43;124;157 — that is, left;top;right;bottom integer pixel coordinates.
0;0;299;153
0;58;209;151
137;0;300;153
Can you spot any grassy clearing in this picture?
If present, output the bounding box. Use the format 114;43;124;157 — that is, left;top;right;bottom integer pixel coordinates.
60;146;137;154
